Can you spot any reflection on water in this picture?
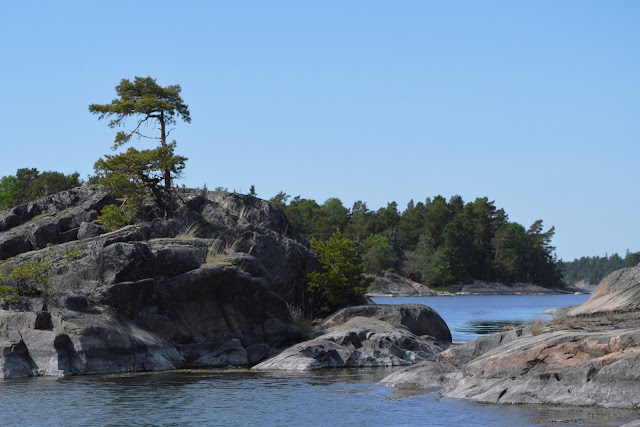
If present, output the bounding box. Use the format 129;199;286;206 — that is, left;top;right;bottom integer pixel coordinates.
458;320;523;335
2;368;638;426
372;294;591;341
1;295;637;426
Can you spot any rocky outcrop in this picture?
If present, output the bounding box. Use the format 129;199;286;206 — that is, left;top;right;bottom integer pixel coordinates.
384;325;640;408
0;186;115;260
0;261;303;380
442;328;640;407
370;275;563;297
0;296;184;378
322;304;451;347
382;265;640;408
253;304;451;371
459;282;556;295
381;327;527;393
0;188;316;378
569;263;640;315
370;272;436;296
176;192;317;305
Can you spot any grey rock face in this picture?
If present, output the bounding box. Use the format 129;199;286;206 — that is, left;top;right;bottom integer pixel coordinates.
175;192;318;306
0;186;115;260
0;187;314;378
0;259;302;378
253;316;446;371
322;304;452;347
254;303;451;371
77;222;104;240
0;298;184;378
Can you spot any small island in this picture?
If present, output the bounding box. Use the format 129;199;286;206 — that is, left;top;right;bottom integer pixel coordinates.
0;77;638;420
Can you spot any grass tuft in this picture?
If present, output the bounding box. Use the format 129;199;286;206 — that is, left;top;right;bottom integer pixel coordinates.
176;223;202;239
205;238;243;265
531;318;546;336
288;304;314;339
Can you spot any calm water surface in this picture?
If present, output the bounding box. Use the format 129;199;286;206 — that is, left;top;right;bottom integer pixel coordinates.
372;294;592;341
4;368;637;426
3;295;638;426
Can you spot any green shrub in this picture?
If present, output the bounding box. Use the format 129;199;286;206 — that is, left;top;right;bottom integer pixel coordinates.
98;204;132;232
0;259;52;301
61;245;84;262
306;230;372;315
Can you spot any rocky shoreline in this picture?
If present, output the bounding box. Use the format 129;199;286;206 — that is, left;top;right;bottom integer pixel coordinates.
0;186;316;377
369;271;587;297
381;263;640;409
1;186;638;413
251;261;640;410
253;304;452;370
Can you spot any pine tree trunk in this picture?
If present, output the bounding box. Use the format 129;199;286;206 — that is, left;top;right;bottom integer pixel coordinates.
159;111;172;216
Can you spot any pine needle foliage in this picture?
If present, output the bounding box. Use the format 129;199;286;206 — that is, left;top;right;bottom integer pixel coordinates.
306;230;371;314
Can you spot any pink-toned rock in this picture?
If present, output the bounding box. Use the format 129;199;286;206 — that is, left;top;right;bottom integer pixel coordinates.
570;264;640;315
383;325;640;408
383;264;640;408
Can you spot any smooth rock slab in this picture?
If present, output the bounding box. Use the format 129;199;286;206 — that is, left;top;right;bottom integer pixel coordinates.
253;317;445;371
322;304;452;347
382;326;640;408
570;263;640;315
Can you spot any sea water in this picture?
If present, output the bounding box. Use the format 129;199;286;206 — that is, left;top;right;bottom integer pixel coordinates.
372;293;591;341
3;294;638;426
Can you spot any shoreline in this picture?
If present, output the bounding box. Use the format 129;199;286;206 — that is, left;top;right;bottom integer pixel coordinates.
366;289;590;298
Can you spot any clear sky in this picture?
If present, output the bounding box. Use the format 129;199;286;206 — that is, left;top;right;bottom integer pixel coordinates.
1;1;638;261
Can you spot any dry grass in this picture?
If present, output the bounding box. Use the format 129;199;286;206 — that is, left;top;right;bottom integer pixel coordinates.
551;312;581;330
288;304;314;339
236;206;250;223
205;238;243;265
227;203;270;228
605;310;618;322
531;318;546;336
176;223;202;239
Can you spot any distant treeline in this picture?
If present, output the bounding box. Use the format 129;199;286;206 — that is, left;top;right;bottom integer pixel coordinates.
562;251;640;286
0;168;82;210
0;167;571;289
270;192;563;288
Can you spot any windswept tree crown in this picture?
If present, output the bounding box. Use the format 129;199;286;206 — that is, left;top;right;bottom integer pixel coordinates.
89;76;191;217
89;76;191;149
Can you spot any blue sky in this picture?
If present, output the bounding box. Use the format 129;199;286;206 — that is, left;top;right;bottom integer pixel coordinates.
1;1;638;261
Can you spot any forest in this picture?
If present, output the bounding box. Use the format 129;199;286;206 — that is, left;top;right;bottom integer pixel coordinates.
6;164;640;290
0;76;572;292
562;251;640;285
0;168;81;210
270;192;564;288
0;165;564;288
11;161;640;290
